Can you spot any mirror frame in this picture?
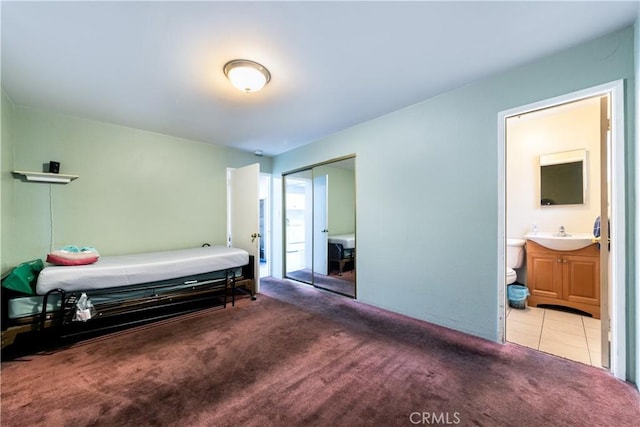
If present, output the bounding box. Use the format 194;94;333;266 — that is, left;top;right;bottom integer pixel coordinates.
539;149;588;206
282;155;356;297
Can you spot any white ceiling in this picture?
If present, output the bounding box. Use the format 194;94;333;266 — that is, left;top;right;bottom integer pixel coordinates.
2;1;638;156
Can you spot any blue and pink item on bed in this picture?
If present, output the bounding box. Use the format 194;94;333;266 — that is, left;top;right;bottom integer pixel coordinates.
46;245;100;266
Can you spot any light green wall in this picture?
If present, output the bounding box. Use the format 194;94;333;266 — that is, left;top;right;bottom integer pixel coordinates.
273;26;636;381
1;90;16;274
6;106;271;264
314;164;355;236
633;15;640;387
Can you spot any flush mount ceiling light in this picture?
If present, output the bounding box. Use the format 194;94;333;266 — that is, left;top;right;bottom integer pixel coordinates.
223;59;271;93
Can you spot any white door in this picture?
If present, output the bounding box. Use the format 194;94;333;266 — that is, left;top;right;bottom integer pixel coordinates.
313;174;329;275
228;163;260;293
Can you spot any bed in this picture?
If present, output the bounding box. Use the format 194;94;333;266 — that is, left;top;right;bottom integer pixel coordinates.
1;246;255;348
328;233;355;275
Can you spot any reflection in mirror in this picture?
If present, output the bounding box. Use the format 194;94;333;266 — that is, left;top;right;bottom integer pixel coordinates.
540;149;587;206
313;158;356;297
284;170;313;284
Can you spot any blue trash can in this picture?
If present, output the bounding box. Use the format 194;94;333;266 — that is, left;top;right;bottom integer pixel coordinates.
507;284;530;309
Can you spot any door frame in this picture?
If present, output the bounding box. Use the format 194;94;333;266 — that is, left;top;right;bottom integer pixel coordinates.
497;80;626;379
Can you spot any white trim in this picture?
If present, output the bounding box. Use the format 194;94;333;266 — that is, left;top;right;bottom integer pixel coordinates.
497;113;507;342
13;170;78;184
497;80;626;380
609;80;626;380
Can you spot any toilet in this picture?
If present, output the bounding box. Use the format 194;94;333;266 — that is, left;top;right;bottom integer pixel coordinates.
506;238;526;284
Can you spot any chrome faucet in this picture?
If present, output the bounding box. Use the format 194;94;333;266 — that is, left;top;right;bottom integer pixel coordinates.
556;225;570;237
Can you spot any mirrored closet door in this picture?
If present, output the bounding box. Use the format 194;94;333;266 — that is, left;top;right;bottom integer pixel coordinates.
284;156;356;297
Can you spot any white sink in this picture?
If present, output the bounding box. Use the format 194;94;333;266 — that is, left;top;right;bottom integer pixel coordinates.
524;232;595;251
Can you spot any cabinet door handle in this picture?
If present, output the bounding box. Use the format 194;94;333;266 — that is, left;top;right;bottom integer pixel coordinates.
557;258;562;263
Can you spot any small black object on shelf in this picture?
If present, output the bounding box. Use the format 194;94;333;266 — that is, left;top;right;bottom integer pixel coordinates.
49;161;60;174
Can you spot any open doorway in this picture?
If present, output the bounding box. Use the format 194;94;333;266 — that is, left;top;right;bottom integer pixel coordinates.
259;173;271;278
505;96;606;368
498;80;626;379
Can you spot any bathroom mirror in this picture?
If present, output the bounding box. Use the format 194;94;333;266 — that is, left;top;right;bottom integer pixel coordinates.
539;149;587;206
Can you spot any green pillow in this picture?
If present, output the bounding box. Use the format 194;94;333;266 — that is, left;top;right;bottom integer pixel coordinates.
1;259;44;295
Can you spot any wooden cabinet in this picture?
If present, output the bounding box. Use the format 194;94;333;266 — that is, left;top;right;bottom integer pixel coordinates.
526;240;600;319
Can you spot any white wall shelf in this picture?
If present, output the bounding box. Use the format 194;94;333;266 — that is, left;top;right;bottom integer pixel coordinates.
13;170;79;184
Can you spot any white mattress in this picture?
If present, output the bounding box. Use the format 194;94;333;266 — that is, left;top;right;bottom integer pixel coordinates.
328;234;355;249
36;246;249;294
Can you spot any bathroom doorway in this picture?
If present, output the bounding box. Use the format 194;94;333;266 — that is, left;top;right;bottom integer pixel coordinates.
498;80;626;379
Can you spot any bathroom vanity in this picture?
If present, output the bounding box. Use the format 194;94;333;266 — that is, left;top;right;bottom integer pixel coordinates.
525;240;600;319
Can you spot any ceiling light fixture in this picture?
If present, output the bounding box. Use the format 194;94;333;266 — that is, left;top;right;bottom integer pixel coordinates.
223;59;271;93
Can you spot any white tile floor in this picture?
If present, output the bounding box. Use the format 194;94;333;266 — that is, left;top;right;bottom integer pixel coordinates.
506;305;604;368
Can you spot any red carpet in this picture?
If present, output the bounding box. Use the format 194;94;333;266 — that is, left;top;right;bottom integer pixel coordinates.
1;277;638;426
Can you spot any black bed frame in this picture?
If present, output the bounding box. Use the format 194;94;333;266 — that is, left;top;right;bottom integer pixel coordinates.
328;243;355;275
1;256;255;349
